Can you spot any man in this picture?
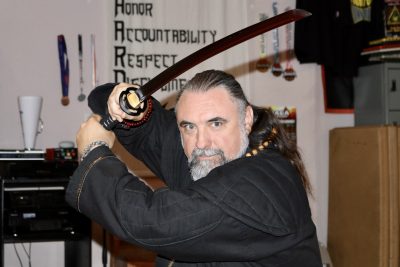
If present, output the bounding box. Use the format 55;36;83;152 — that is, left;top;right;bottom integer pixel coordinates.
66;70;322;266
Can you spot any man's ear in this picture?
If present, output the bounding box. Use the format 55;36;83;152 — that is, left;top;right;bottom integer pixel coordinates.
244;105;254;134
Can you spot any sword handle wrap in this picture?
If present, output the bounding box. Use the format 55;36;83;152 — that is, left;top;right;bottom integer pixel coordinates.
101;87;149;130
100;115;119;131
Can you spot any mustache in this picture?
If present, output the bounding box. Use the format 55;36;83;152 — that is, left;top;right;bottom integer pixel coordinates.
192;148;224;157
189;148;225;166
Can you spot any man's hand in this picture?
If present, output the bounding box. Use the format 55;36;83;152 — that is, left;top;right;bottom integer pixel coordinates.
76;114;116;158
108;83;141;122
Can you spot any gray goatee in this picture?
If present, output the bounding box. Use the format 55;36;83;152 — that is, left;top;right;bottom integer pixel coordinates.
188;124;249;181
189;148;227;181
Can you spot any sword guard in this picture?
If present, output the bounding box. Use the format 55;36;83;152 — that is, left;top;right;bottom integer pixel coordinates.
119;87;146;115
101;87;149;131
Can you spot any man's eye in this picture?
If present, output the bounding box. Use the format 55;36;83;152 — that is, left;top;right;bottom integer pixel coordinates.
210;121;223;128
182;124;195;132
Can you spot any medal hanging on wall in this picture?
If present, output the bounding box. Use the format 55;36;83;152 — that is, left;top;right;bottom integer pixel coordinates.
57;35;70;106
255;13;270;73
283;7;296;81
271;1;283;77
77;34;86;101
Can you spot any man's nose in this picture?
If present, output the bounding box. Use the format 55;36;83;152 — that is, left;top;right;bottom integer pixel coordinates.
196;128;211;149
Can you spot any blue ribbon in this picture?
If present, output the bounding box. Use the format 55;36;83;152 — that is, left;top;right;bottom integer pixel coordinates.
57;35;69;99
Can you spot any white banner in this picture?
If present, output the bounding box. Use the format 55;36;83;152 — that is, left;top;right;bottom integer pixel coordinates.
108;0;250;106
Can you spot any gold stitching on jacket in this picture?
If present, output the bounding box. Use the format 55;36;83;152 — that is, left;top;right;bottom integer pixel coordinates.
76;155;115;212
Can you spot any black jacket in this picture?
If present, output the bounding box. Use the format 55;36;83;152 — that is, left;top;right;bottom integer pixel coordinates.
65;84;322;266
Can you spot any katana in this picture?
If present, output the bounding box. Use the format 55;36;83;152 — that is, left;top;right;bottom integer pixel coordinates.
101;9;311;130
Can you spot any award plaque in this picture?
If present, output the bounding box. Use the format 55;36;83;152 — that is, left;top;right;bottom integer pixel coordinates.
384;1;400;37
270;106;297;144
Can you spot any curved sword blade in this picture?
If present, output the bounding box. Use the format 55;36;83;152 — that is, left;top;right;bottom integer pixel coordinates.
133;9;311;104
101;9;311;130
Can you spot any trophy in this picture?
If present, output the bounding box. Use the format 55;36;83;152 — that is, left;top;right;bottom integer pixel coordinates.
384;1;400;38
18;96;44;150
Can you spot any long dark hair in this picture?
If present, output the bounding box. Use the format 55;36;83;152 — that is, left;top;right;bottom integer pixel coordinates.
177;70;312;194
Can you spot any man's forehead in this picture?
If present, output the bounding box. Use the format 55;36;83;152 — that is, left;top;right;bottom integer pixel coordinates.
177;87;232;105
176;87;236;117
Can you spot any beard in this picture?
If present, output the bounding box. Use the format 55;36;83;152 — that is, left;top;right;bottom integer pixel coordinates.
188;124;249;181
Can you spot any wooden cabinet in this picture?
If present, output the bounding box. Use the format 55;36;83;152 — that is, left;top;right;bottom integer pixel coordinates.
110;238;157;267
328;126;399;267
354;62;400;125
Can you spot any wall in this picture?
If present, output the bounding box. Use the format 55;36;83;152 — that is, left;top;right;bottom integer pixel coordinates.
0;0;109;150
0;1;353;266
0;1;108;266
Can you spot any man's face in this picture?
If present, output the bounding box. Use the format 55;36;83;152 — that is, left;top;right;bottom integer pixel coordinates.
175;86;253;180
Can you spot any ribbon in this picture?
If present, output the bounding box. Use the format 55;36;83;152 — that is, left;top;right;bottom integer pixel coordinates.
91;34;97;88
271;1;283;77
77;34;86;101
283;7;296;81
256;13;270;73
57;35;70;106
